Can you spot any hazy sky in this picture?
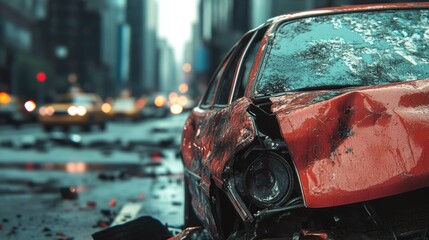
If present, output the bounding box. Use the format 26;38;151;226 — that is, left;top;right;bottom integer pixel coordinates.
156;0;198;62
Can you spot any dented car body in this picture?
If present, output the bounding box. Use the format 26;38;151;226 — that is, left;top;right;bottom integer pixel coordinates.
181;3;429;239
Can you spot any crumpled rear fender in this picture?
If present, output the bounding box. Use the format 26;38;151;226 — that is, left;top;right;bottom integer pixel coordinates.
271;79;429;208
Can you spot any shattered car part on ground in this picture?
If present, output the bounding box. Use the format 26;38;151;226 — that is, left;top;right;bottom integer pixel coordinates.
92;216;211;240
181;3;429;239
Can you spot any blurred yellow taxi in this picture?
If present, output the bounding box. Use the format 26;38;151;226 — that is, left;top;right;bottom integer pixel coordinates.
38;93;106;132
104;97;142;121
140;93;169;118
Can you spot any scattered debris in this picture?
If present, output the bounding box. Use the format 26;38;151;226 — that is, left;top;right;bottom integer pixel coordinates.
100;209;112;218
0;140;13;148
87;201;97;208
110;203;142;226
118;170;131;180
109;199;117;207
6;226;17;237
98;173;116;181
93;220;109;228
158;138;175;147
92;216;171;240
95;209;116;228
150;151;165;163
100;149;113;156
167;227;212;240
87;139;120;150
55;231;74;240
60;187;78;200
49;132;82;148
18;136;37;149
175;150;181;159
151;127;168;133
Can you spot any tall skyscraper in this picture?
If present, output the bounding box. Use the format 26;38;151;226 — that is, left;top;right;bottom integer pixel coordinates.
126;0;158;96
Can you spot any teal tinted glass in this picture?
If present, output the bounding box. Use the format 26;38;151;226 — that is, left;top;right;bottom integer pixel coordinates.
255;10;429;97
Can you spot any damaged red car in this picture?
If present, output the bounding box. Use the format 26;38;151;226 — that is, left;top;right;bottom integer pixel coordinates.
181;3;429;240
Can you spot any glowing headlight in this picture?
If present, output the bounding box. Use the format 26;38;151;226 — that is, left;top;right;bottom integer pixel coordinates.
76;106;87;116
154;95;167;107
170;104;183;114
67;106;77;116
68;106;87;116
24;100;36;112
101;103;112;113
244;153;294;207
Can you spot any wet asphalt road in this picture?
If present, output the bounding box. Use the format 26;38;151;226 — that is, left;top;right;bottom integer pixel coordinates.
0;114;189;240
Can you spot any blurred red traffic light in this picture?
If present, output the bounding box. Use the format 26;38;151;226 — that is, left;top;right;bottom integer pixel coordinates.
36;72;47;82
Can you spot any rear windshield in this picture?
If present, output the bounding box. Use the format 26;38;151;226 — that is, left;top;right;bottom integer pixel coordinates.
254;9;429;97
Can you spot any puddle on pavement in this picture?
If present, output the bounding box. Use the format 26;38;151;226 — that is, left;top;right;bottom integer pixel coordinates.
0;132;179;153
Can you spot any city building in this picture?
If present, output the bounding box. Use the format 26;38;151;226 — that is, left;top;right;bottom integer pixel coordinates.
157;39;177;93
88;0;129;97
126;0;158;96
0;0;48;99
43;0;103;95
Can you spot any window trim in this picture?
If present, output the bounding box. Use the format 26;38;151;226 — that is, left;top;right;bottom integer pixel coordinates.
212;31;256;109
230;27;270;102
199;50;234;110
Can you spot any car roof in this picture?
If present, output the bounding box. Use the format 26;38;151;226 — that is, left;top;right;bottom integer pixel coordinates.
267;2;429;26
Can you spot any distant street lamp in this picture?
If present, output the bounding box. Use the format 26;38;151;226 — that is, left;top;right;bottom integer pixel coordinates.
178;83;188;93
182;63;192;73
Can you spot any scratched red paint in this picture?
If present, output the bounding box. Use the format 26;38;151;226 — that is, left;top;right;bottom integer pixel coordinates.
271;79;429;208
181;97;255;239
180;3;429;239
181;97;255;178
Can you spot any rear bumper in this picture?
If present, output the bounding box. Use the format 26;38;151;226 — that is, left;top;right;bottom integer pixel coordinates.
39;115;91;125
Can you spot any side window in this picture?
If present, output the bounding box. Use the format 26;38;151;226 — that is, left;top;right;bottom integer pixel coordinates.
233;27;267;100
200;56;230;108
214;33;254;107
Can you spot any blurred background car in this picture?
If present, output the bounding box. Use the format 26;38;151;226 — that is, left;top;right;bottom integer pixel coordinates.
0;92;37;127
104;96;143;121
38;92;107;132
139;93;169;119
168;92;196;115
